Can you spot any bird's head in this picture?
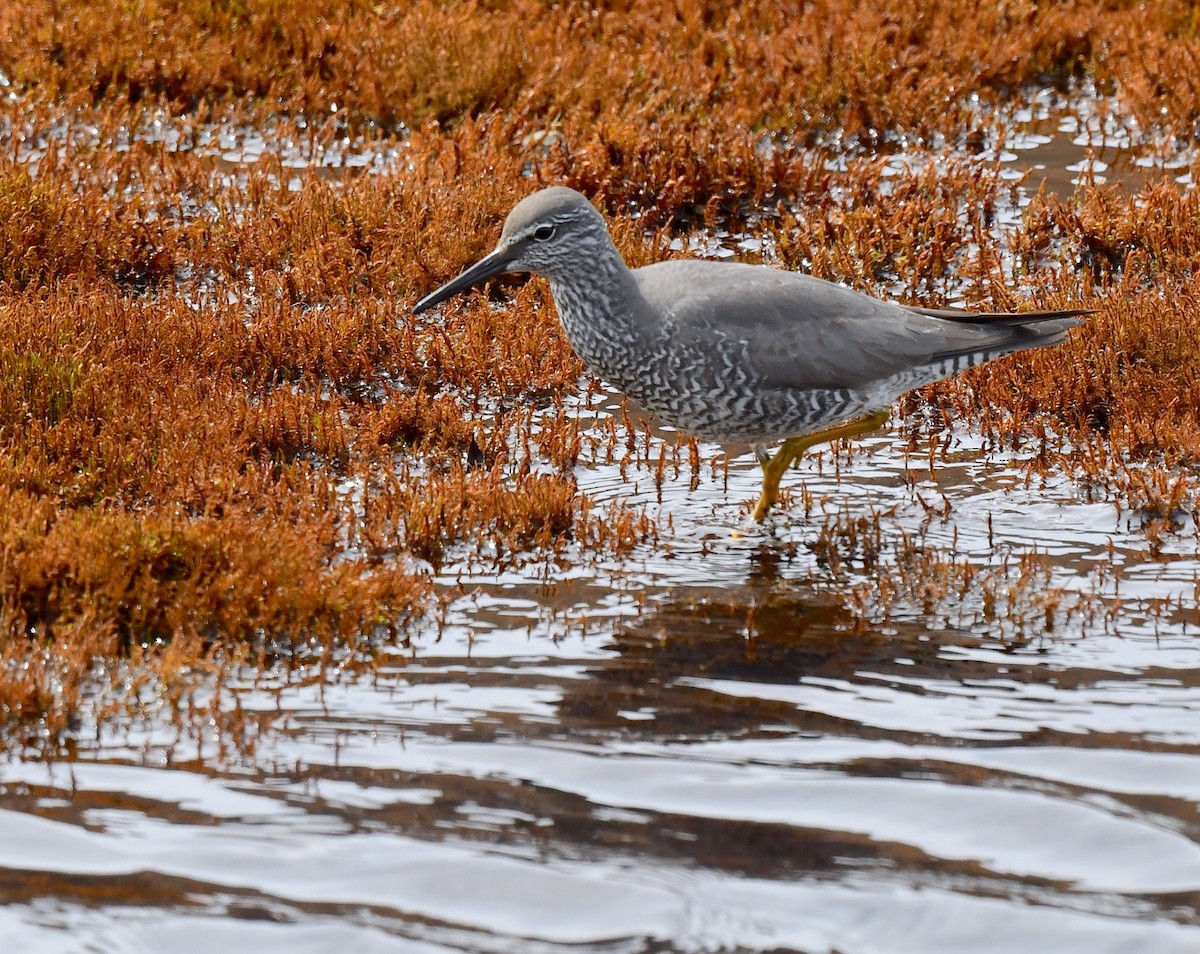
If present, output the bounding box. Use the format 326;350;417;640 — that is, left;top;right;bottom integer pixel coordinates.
413;187;609;314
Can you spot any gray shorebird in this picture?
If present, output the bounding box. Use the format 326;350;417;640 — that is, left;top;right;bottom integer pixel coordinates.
414;187;1088;521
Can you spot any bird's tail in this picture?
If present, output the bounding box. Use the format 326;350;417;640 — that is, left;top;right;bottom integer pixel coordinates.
909;305;1093;368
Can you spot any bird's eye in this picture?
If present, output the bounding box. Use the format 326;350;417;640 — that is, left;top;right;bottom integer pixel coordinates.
533;225;556;242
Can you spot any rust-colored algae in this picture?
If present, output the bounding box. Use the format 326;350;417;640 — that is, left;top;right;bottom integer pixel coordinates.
0;1;1198;750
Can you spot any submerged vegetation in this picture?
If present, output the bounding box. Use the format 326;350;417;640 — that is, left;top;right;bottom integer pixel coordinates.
0;1;1198;748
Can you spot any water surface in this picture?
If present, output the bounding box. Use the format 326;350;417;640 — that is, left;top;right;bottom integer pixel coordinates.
1;90;1198;953
3;412;1197;952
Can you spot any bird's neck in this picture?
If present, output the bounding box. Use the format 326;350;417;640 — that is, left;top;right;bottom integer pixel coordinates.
546;240;642;368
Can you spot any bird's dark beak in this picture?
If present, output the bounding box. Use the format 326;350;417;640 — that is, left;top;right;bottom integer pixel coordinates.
412;247;515;315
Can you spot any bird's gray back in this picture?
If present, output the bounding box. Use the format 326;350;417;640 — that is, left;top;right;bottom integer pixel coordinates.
631;260;1071;392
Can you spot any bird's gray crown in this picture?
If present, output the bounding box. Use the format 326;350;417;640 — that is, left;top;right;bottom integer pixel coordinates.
492;186;620;286
499;187;605;244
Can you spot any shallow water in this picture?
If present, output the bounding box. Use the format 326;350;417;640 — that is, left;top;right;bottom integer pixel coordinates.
2;409;1198;953
2;91;1200;952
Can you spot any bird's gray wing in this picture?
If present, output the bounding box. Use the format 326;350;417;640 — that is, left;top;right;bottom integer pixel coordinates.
634;261;1083;392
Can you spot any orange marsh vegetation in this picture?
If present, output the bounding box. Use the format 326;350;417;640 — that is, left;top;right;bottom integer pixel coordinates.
0;0;1197;747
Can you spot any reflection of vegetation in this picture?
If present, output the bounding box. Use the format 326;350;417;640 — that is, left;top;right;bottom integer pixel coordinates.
0;1;1198;749
808;505;1097;639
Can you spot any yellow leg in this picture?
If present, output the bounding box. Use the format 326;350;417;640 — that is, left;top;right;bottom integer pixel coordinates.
750;410;889;522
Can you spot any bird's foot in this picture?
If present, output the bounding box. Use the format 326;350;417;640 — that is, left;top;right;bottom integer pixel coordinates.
749;411;890;522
